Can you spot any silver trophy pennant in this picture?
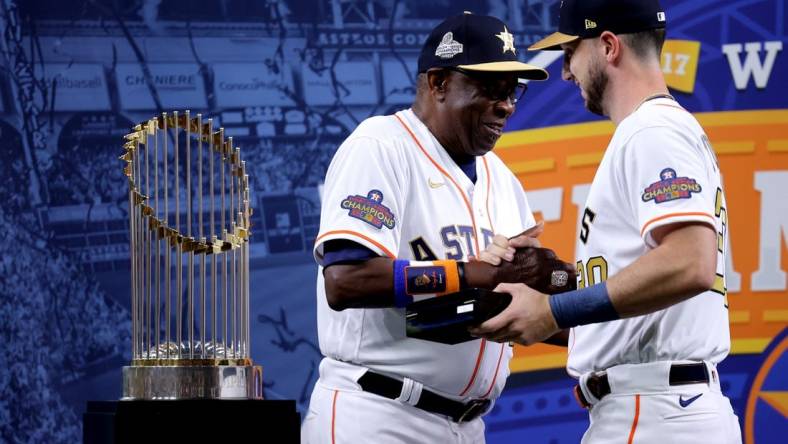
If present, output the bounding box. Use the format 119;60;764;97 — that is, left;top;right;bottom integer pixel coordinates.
121;111;262;399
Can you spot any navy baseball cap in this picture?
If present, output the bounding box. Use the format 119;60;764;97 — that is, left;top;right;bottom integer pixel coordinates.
418;12;548;80
529;0;666;51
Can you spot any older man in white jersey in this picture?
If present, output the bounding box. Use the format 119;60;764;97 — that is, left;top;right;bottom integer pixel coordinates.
471;0;743;442
300;12;584;444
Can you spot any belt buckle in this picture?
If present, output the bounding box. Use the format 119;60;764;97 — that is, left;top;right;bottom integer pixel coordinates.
457;399;491;423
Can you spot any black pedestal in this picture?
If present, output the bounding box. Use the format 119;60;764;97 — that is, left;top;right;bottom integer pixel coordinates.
84;399;300;443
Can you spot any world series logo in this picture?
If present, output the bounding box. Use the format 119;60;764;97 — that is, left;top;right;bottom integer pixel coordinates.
341;189;396;230
641;168;702;204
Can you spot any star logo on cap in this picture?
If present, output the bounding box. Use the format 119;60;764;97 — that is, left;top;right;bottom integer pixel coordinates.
496;26;516;55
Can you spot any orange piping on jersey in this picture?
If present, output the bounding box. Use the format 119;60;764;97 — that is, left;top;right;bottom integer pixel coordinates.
316;230;397;258
331;390;339;444
481;343;506;398
460;339;487;396
639;212;715;238
394;113;481;257
627;394;641;444
482;157;495;233
394;113;490;396
567;328;576;359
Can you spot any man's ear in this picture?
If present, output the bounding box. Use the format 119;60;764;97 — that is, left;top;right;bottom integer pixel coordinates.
599;31;622;64
426;69;449;101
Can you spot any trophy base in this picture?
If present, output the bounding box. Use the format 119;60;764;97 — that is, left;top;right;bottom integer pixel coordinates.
84;399;300;444
122;364;262;399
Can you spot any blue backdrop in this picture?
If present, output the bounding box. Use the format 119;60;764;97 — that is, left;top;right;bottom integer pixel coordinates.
1;1;785;443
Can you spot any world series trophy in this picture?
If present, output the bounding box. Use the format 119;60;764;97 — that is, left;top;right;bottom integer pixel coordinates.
120;111;262;399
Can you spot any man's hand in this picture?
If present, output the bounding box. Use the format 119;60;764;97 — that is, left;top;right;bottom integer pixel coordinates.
469;283;560;345
491;246;577;294
479;222;544;266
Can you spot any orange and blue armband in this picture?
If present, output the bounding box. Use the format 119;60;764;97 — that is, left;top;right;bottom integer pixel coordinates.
392;260;463;307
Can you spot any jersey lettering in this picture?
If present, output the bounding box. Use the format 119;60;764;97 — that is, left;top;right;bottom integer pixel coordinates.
701;134;720;172
713;187;729;307
714;188;727;253
576;256;610;288
410;237;439;261
457;226;476;257
586;256;609;286
580;208;597;244
426;225;495;259
440;226;464;260
481;228;494;249
576;260;586;289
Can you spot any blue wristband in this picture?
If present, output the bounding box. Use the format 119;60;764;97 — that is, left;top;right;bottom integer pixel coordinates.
548;282;619;329
392;259;412;308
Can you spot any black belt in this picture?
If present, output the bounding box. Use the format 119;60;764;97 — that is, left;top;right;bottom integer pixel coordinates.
573;363;710;408
357;371;491;423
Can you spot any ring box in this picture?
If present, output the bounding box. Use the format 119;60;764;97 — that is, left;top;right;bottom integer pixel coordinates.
405;288;512;344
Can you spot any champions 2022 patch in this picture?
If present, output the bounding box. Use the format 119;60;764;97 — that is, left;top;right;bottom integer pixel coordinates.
340;189;396;230
641;168;702;204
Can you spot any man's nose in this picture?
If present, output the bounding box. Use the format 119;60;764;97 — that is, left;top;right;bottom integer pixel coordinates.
494;97;515;117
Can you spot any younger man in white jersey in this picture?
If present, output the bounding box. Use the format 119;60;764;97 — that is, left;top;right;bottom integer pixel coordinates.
471;1;742;442
301;12;577;443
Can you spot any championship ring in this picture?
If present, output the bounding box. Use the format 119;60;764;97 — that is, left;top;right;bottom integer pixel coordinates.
551;270;569;288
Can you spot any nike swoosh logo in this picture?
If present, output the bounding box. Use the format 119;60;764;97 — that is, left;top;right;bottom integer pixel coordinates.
428;178;445;189
679;393;703;408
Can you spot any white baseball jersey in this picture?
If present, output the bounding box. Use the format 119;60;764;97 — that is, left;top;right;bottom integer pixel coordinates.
567;97;731;377
313;108;535;399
